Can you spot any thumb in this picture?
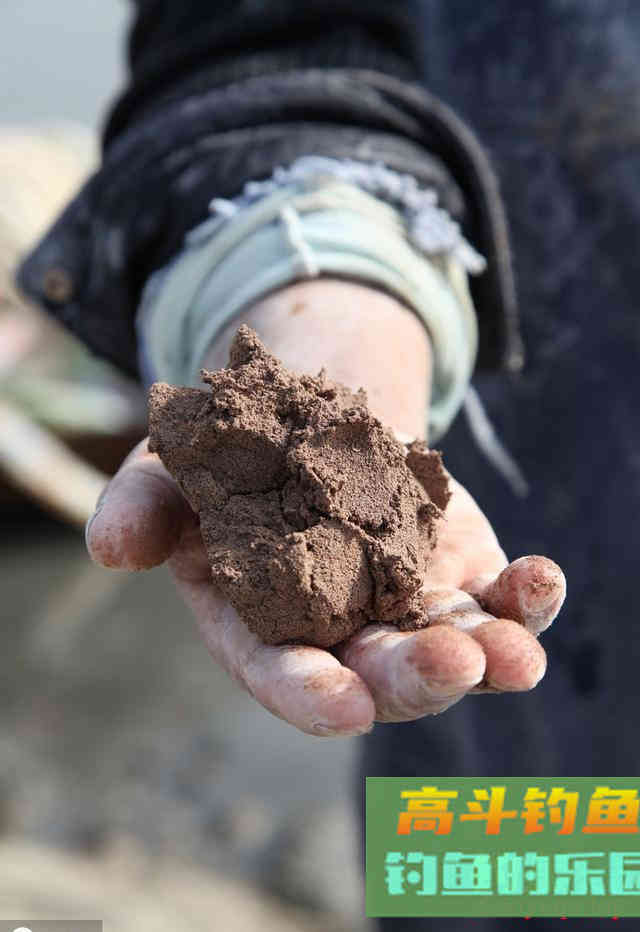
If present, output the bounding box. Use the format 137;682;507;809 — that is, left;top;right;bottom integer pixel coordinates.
86;437;197;571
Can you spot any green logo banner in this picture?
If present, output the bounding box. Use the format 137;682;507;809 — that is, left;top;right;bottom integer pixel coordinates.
366;777;640;917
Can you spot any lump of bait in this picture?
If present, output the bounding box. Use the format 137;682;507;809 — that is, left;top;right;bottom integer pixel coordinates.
148;325;451;648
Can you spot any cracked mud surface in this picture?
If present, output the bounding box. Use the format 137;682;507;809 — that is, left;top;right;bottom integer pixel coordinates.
148;326;450;647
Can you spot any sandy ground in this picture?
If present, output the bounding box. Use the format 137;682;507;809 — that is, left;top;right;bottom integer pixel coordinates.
0;835;351;932
0;518;370;931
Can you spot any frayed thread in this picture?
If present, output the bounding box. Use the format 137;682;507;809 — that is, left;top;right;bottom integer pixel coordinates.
463;385;529;498
209;155;487;275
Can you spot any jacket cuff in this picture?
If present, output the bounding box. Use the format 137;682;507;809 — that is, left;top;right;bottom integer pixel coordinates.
16;69;523;381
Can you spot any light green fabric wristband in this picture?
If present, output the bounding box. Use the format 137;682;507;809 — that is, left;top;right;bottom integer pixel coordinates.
137;178;480;442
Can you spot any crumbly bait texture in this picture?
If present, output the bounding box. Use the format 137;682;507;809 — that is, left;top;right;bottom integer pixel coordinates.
148;326;451;647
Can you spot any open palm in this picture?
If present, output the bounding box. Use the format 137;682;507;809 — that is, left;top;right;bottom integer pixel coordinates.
87;439;565;736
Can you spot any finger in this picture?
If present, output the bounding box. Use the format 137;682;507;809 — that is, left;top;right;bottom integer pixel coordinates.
175;575;376;737
420;587;547;693
468;619;547;691
462;555;566;635
85;438;197;571
335;623;486;722
421;585;494;632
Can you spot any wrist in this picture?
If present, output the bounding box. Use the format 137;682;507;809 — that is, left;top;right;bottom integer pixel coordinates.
202;277;431;440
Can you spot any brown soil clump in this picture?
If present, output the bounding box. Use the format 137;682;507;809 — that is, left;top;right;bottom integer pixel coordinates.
148;326;450;647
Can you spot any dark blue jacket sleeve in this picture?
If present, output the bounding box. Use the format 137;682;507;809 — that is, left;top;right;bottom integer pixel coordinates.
104;0;424;147
17;1;522;380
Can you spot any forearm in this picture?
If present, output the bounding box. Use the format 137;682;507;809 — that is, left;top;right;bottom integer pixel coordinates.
202;278;431;440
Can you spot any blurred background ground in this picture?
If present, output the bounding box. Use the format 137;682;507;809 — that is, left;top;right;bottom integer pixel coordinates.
0;3;369;929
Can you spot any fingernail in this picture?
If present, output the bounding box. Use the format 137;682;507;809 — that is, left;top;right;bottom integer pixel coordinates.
84;500;104;550
311;723;342;737
521;580;564;614
311;721;374;737
520;590;566;634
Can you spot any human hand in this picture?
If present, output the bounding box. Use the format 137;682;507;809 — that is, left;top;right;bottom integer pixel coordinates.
86;438;565;736
336;470;565;721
